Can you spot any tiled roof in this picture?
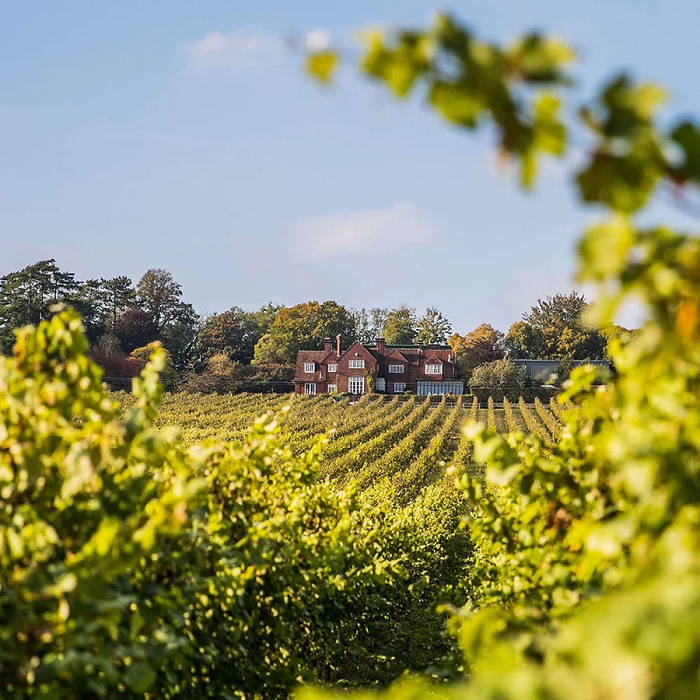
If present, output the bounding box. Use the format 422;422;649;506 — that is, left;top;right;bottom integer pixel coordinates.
297;350;329;361
385;349;409;363
293;349;336;382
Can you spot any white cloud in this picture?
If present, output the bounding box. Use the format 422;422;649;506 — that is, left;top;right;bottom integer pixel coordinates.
180;28;282;71
289;204;439;259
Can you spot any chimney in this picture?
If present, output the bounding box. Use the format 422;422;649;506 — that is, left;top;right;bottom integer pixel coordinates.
336;334;341;358
375;337;386;356
418;341;423;358
323;337;332;353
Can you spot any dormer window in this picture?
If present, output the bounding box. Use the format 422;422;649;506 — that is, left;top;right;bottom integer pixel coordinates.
304;362;315;373
328;364;338;373
388;364;404;373
425;363;442;375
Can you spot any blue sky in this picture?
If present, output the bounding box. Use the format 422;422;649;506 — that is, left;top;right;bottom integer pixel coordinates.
2;1;699;333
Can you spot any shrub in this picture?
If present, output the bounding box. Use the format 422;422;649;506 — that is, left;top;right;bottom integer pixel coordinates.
468;359;526;391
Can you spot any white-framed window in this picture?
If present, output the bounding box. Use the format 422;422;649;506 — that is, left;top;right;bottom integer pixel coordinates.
304;362;315;373
425;363;442;375
304;383;316;395
375;377;386;392
393;382;407;393
348;376;364;394
327;384;337;393
348;359;365;369
388;364;404;373
327;363;338;373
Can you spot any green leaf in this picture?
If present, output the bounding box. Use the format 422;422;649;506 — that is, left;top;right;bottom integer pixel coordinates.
306;51;338;84
429;81;483;127
576;149;661;212
578;216;635;280
507;33;575;83
124;662;156;693
671;121;700;183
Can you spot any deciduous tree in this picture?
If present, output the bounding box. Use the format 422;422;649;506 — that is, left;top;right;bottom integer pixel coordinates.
450;322;505;378
505;292;606;359
136;268;183;331
352;307;389;343
197;307;262;365
252;300;356;365
468;357;525;389
113;306;159;353
415;307;452;344
383;305;417;345
160;302;199;371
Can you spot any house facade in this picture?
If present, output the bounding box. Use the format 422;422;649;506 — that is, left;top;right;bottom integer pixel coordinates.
293;336;464;396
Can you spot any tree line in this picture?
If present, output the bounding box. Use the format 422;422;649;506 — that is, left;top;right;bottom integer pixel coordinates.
0;259;629;391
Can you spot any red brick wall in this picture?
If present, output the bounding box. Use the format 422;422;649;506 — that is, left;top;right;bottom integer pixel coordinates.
294;343;458;395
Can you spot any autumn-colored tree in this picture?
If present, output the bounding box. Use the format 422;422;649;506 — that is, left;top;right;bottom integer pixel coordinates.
383;305;417;344
252;300;356;365
197;307;263;365
503;320;535;359
130;342;178;389
89;349;142;388
450;322;505;379
600;323;639;360
112;306;159;353
415;307;452;344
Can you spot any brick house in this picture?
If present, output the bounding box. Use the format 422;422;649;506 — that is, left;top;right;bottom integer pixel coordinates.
293;336;464;396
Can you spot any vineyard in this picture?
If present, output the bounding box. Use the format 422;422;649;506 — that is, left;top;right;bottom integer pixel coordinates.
4;305;585;699
118;391;570;499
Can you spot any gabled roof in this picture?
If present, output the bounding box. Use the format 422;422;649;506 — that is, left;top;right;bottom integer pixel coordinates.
338;340;376;363
385;348;409;363
425;355;444;364
293;349;336;383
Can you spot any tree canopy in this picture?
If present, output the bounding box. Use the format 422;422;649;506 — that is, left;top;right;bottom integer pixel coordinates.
383;305;418;345
0;260;467;390
415;307;452;344
253;300;356;365
450;323;505;378
505;292;606;360
197;307;263;365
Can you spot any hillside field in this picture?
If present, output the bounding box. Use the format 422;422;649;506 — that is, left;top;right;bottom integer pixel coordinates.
115;391;566;501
